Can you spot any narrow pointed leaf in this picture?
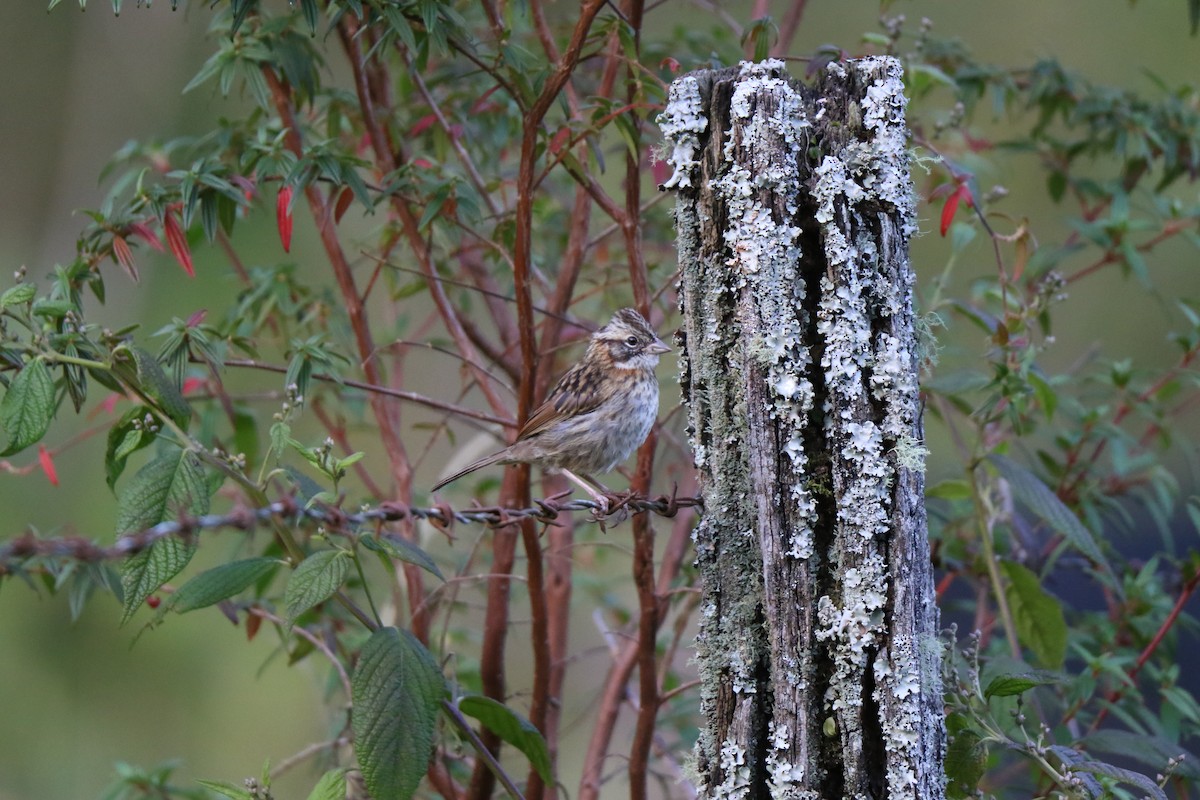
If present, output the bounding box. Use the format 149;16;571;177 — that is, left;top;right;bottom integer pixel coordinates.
988;455;1116;588
114;346;192;428
163;210;195;277
276;185;294;253
983;668;1062;699
458;694;552;784
111;235;139;283
361;534;444;581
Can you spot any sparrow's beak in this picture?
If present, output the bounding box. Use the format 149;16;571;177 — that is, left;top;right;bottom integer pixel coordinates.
647;337;671;355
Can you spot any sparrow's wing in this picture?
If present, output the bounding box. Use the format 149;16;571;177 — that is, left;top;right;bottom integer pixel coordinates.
517;361;608;439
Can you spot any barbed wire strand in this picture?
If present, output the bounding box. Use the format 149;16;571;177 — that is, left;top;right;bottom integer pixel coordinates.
0;489;703;574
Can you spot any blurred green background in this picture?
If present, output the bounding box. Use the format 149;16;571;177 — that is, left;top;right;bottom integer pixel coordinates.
1;2;1199;798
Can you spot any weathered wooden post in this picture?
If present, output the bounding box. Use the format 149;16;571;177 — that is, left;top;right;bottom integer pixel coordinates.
659;58;944;798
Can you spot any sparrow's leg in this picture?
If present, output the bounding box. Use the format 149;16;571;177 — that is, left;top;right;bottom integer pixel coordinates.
560;469;610;514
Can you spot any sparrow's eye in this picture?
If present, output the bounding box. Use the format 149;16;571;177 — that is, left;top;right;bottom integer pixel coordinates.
625;335;639;347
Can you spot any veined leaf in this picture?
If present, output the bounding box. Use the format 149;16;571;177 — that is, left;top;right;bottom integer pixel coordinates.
117;447;210;623
0;282;36;309
983;667;1062;700
361;534;444;581
0;357;55;456
104;405;155;490
171;558;280;613
305;769;347;800
196;780;255;800
113;345;192;429
352;627;444;800
1001;561;1067;669
1084;730;1200;780
1047;746;1165;800
988;455;1117;591
284;549;350;623
944;727;987;797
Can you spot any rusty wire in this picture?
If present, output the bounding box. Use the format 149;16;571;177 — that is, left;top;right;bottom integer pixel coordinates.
0;488;703;574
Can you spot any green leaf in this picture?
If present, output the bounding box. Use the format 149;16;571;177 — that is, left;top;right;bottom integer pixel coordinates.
352;627;445;800
299;0;319;34
116;447;210;534
117;447;210;623
114;346;192;428
121;539;193;626
104;405;155;490
0;357;55;456
1028;372;1057;420
0;282;36;309
361;534;444;581
171;558;280;613
1084;730;1200;780
232;408;259;469
457;694;552;785
1046;170;1067;202
1047;746;1166;800
944;727;987;798
983;667;1063;699
195;780;255;800
305;769;347;800
284;549;350;623
1001;561;1067;669
987;455;1116;589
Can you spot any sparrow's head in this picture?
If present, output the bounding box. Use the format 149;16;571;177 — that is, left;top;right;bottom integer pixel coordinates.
589;308;670;370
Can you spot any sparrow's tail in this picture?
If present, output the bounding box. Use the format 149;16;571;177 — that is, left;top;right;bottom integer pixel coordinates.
430;449;507;492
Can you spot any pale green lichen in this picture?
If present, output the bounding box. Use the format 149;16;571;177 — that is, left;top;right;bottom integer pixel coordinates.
809;56;934;799
658;75;708;190
874;637;925;795
666;55;936;800
891;432;929;472
714;60;818;562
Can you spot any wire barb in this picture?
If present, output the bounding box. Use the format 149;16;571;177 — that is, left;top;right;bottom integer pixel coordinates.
0;492;704;574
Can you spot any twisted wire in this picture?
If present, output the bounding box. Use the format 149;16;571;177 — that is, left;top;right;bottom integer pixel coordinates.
0;489;703;574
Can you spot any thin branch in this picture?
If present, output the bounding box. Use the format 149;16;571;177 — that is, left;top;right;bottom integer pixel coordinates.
249;607;353;699
442;699;526;800
216;357;514;428
1088;569;1200;732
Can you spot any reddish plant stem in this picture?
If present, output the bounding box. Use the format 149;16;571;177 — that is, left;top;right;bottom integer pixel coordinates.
519;515;551;800
771;0;810;57
616;3;659;797
504;8;607;796
1088;569;1200;732
623;0;649;317
1058;338;1200;503
579;481;696;800
262;65;428;644
337;20;510;423
629;440;659;800
1065;218;1192;284
540;472;576;774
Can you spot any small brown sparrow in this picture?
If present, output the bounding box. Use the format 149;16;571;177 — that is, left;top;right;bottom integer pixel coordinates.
431;308;669;505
